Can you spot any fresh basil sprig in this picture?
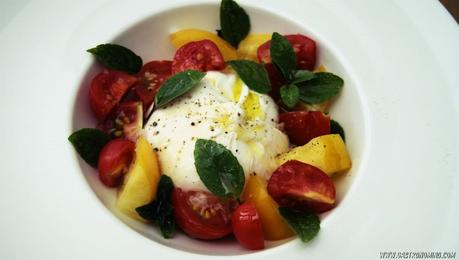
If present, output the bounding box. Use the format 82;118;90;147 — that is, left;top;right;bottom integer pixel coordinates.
279;207;320;243
270;32;297;82
297;72;343;104
219;0;250;48
280;84;299;108
269;32;344;108
228;60;271;94
87;44;142;74
68;128;111;168
194;139;245;198
136;175;175;238
291;70;315;84
330;119;346;142
155;70;205;108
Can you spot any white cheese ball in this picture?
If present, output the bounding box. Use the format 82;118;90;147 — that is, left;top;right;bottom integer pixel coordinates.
143;71;289;191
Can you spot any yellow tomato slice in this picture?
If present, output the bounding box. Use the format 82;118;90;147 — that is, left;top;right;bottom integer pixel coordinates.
170;29;237;61
237;33;271;61
314;64;327;73
242;174;294;240
116;137;161;221
276;134;351;176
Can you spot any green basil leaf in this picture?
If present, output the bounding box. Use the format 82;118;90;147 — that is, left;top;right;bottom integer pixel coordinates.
227;60;271;94
291;70;315;84
298;72;344;104
68;128;111;168
135;203;156;221
87;44;142;74
279;207;320;243
194;139;245;198
270;32;296;82
219;0;250;48
330;119;346;142
280;84;300;108
155;70;205;108
136;175;175;238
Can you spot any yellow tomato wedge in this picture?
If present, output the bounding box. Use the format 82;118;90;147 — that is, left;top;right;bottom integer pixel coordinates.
242;174;294;240
170;29;237;61
116;137;161;221
314;64;327;73
237;33;271;61
276;134;351;176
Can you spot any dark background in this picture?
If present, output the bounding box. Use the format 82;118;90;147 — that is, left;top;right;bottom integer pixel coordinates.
440;0;459;23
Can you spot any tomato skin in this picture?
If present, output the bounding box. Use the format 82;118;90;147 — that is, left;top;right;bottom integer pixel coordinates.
134;60;172;109
172;188;236;240
279;111;330;146
171;40;226;74
232;202;265;250
257;42;270;64
257;34;317;71
267;160;336;213
97;138;135;187
89;70;137;120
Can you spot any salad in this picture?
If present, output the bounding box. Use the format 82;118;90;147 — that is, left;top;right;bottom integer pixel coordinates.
69;0;351;250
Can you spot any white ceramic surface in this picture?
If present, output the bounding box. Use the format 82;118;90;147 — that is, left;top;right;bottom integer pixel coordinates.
0;0;458;259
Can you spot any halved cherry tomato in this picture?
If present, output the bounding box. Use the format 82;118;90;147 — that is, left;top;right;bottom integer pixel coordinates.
172;188;237;240
89;70;137;120
170;29;238;61
98;138;135;187
232;202;264;250
171;40;226;74
279;111;330;146
98;101;143;142
267;160;336;213
257;34;317;71
134;60;172;109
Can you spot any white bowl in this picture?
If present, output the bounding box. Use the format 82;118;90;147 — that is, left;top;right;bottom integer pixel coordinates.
72;2;368;256
1;0;458;259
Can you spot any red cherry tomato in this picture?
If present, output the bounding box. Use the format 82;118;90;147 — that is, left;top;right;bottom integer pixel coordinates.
172;188;237;240
171;40;226;74
232;202;264;250
134;60;172;109
98;101;143;142
97;138;135;187
267;160;336;213
279;111;330;146
257;34;317;71
89;70;137;120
